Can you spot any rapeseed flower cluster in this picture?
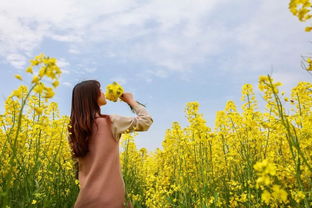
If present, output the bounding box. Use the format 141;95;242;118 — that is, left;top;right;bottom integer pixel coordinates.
105;81;124;102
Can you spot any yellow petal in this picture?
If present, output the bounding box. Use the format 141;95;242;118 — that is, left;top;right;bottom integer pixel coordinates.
52;80;59;88
26;66;33;74
305;26;312;32
32;76;40;84
15;74;23;81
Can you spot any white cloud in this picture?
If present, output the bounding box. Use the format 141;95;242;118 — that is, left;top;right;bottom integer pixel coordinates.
57;58;70;68
88;0;229;72
145;77;153;83
0;0;227;70
0;0;310;89
104;51;116;58
134;68;170;83
145;68;169;78
149;69;169;78
56;58;71;74
219;0;310;75
62;81;73;87
68;48;81;54
61;69;70;74
6;54;27;69
84;67;97;73
46;33;83;42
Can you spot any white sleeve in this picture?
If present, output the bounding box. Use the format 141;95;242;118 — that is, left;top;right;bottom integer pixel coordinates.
109;104;153;142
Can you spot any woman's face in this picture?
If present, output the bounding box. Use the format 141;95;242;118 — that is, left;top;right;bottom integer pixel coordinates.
97;87;107;106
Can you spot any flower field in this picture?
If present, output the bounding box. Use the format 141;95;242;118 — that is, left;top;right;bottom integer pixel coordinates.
121;76;312;208
0;54;311;208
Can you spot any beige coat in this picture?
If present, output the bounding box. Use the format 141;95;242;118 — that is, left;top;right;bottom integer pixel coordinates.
73;104;153;208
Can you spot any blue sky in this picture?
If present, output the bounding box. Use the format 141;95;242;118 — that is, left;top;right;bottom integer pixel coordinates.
0;0;311;151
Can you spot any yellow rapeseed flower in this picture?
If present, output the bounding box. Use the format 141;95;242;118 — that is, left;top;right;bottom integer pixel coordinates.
11;89;22;99
34;107;43;115
306;57;312;71
34;83;44;94
258;75;268;83
272;185;288;203
293;190;305;203
52;80;60;88
264;163;276;176
15;74;23;81
32;76;40;84
261;190;271;204
31;59;40;66
105;81;124;102
38;67;46;77
26;66;33;74
43;88;55;99
305;26;312;32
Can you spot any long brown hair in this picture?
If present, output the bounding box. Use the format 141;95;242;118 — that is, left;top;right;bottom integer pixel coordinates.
68;80;111;160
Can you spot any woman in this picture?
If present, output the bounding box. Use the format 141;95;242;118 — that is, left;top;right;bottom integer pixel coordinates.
68;80;153;208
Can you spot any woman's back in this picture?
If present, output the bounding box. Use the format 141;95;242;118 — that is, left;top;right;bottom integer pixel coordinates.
73;104;153;208
74;116;125;208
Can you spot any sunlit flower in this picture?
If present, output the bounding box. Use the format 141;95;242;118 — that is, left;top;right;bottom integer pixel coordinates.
15;74;23;81
105;81;124;102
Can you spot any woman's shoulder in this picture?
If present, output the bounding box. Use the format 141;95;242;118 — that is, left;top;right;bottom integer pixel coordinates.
108;114;125;120
95;114;112;124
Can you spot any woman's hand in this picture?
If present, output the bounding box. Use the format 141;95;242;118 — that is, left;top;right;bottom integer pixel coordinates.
120;92;136;105
120;92;146;113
